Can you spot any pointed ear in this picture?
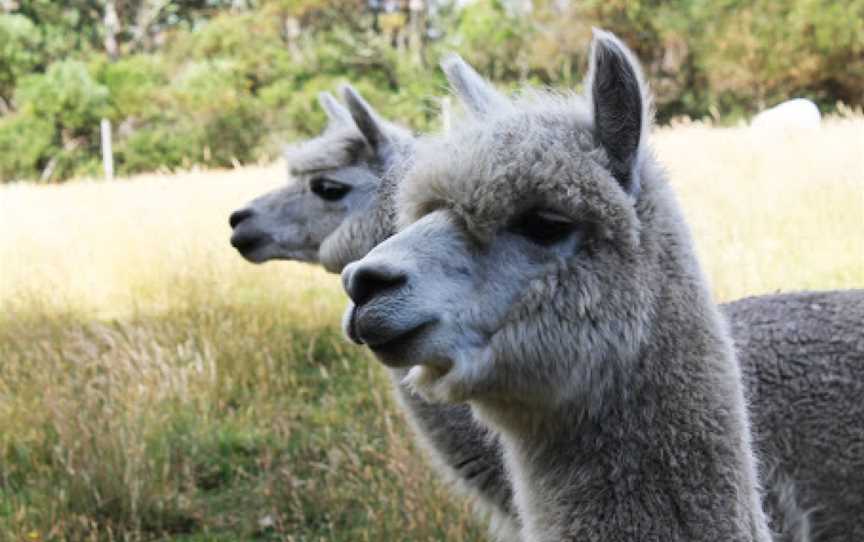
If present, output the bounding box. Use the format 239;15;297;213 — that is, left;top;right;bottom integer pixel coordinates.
441;53;509;118
585;29;649;197
318;91;352;126
341;84;388;152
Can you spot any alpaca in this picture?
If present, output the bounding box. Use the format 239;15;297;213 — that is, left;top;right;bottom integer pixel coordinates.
229;88;413;273
751;99;821;133
230;87;864;541
341;30;814;540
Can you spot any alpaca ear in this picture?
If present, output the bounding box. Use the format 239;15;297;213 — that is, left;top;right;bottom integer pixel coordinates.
441;53;509;118
318;91;352;127
341;84;389;152
586;28;649;197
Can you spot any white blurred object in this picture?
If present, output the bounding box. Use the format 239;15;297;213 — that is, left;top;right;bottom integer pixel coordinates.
101;118;114;181
751;98;821;132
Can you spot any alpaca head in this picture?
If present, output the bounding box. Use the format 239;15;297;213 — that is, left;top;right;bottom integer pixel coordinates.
342;30;668;409
229;86;411;271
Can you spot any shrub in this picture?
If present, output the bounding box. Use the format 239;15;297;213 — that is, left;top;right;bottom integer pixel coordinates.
115;124;203;175
168;60;269;166
0;14;42;103
97;54;167;121
449;0;533;81
168;9;294;93
690;0;864;111
15;59;108;133
0;113;54;181
202;98;269;166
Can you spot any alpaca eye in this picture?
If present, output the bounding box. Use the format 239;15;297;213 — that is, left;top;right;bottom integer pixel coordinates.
509;210;577;246
310;178;351;201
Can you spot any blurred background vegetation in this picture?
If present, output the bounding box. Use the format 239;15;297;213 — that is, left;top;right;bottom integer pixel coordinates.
0;0;862;182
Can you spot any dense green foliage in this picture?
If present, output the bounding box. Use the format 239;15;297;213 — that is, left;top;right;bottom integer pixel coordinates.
0;0;861;182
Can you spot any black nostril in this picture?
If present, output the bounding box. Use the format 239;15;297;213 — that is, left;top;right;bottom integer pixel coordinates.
348;265;407;307
229;208;254;229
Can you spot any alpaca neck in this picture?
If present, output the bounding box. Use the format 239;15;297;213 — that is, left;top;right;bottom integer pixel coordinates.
386;369;518;526
474;325;772;541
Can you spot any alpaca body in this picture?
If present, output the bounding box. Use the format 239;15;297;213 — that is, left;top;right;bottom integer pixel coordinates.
731;291;864;541
751;98;821;132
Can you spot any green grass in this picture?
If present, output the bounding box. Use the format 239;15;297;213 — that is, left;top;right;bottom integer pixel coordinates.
0;301;486;541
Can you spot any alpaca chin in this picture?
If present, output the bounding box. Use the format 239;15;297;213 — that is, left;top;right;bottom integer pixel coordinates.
402;347;492;404
403;365;451;402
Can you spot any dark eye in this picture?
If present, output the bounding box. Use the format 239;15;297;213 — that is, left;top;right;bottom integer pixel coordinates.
509;209;578;246
310;178;351;201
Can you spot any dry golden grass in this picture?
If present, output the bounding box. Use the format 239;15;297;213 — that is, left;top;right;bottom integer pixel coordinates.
656;116;864;300
2;119;860;315
0;164;328;318
0;118;862;541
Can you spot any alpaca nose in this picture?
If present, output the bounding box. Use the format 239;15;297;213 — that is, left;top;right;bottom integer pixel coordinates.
229;208;254;229
343;261;407;308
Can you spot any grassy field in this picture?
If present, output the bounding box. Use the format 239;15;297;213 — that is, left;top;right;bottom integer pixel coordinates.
1;117;862;541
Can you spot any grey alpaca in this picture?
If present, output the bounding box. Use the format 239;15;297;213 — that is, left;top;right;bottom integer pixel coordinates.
343;28;775;540
730;291;864;542
230;90;409;274
230;83;864;539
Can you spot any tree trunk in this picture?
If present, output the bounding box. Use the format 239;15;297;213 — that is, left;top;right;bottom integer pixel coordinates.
131;0;170;52
104;0;120;60
408;0;425;65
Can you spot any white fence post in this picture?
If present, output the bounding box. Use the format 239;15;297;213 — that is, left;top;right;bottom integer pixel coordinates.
101;118;114;181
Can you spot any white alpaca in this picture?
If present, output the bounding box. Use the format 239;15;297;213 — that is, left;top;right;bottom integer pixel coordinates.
751;99;821;132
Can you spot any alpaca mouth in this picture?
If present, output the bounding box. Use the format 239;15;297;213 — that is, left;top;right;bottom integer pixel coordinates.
347;306;434;367
346;307;363;344
230;229;272;261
